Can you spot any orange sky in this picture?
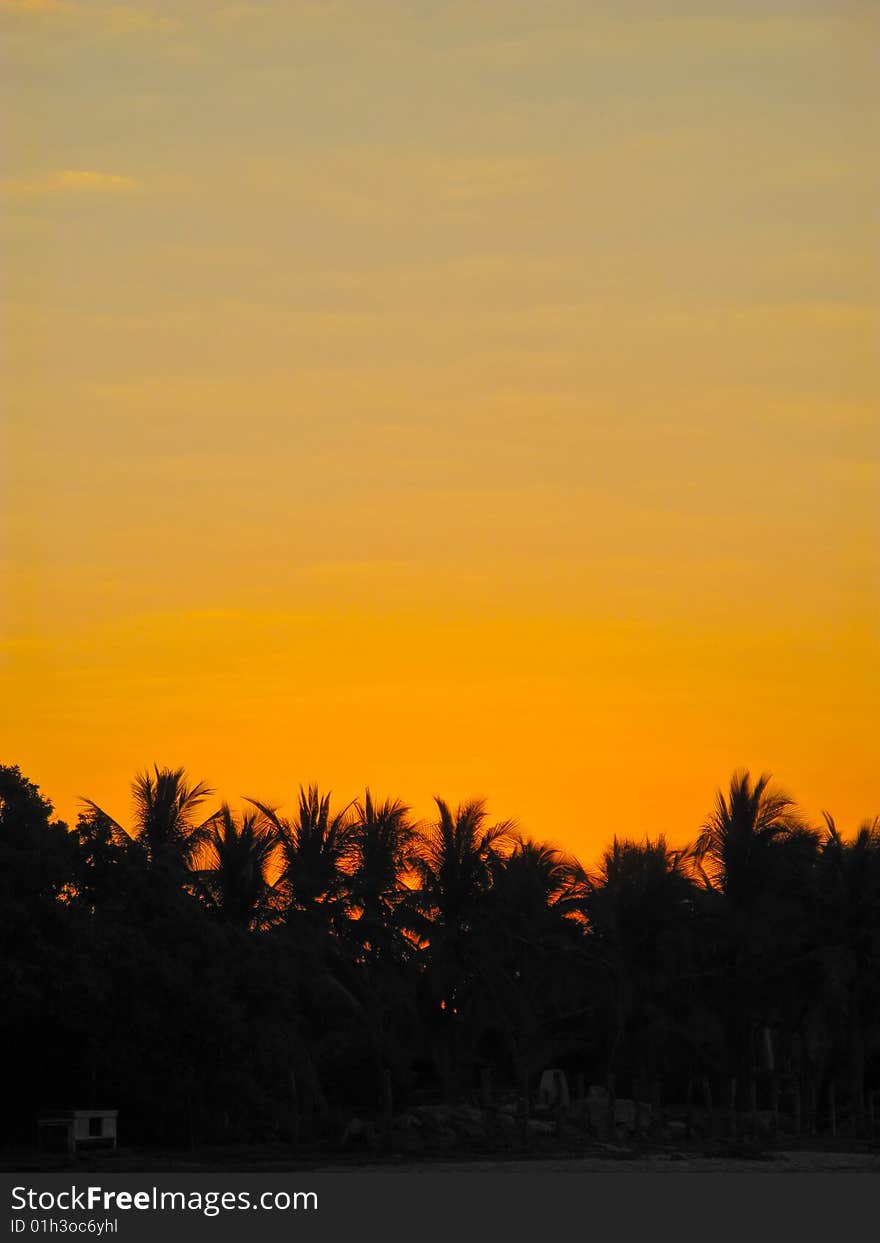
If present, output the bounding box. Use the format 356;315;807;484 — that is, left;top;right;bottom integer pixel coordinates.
2;1;878;864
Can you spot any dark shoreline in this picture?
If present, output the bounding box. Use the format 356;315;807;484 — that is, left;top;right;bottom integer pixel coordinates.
5;1136;879;1174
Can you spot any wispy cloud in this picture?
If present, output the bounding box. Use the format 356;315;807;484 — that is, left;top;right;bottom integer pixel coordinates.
2;169;138;196
0;0;178;34
1;0;69;10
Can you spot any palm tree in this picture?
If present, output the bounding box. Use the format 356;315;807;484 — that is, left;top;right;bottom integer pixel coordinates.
410;797;514;1099
490;838;579;917
246;786;365;1136
477;837;585;1077
695;770;813;910
579;835;699;1088
348;790;419;957
250;785;355;924
193;804;280;930
337;792;425;1102
819;813;880;905
816;813;880;1132
695;771;819;1096
82;765;214;873
412;797;513;941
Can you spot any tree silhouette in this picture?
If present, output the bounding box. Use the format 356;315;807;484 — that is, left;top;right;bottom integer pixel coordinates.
579;835;699;1087
2;761;879;1151
696;771;819;1090
695;770;812;909
476;838;584;1078
251;785;355;925
348;790;419;959
816;813;880;1133
409;798;514;1099
0;763;72;906
83;764;214;873
193;804;280;929
412;797;513;940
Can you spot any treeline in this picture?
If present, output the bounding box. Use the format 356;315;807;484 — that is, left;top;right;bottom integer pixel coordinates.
1;762;878;1149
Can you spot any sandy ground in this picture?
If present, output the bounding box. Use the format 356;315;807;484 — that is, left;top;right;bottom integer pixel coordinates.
6;1145;878;1174
317;1149;880;1173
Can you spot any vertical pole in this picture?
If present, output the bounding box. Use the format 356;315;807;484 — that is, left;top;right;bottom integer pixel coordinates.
770;1076;779;1140
606;1073;616;1141
685;1077;694;1143
868;1090;876;1144
289;1069;300;1149
828;1081;837;1138
521;1068;530;1150
381;1068;393;1149
651;1079;662;1140
793;1078;802;1137
728;1077;738;1140
809;1077;818;1135
702;1076;713;1141
851;1072;864;1139
749;1078;758;1140
481;1066;494;1145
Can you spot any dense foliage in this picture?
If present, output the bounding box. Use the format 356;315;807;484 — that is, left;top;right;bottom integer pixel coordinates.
1;762;878;1147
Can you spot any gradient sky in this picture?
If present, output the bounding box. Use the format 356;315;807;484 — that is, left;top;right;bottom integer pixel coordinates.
2;0;878;860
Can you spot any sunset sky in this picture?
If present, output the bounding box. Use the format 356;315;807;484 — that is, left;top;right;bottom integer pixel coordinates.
2;0;878;859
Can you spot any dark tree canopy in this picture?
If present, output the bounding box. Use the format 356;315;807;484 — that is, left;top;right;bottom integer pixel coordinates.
1;762;878;1151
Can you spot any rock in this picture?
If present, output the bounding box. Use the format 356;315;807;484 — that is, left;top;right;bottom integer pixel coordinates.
538;1069;570;1111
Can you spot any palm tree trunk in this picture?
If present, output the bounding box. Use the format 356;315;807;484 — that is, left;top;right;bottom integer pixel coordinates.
702;1076;714;1140
605;1071;616;1140
520;1066;530;1149
380;1068;393;1150
849;979;865;1136
288;1069;300;1147
438;1039;454;1106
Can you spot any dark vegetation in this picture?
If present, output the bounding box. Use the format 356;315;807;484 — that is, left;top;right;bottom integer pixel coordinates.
1;762;878;1152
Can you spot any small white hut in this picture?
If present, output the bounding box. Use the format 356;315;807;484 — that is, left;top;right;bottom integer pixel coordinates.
37;1109;118;1156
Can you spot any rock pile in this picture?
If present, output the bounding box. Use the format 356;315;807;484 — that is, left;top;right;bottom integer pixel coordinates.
340;1086;654;1153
